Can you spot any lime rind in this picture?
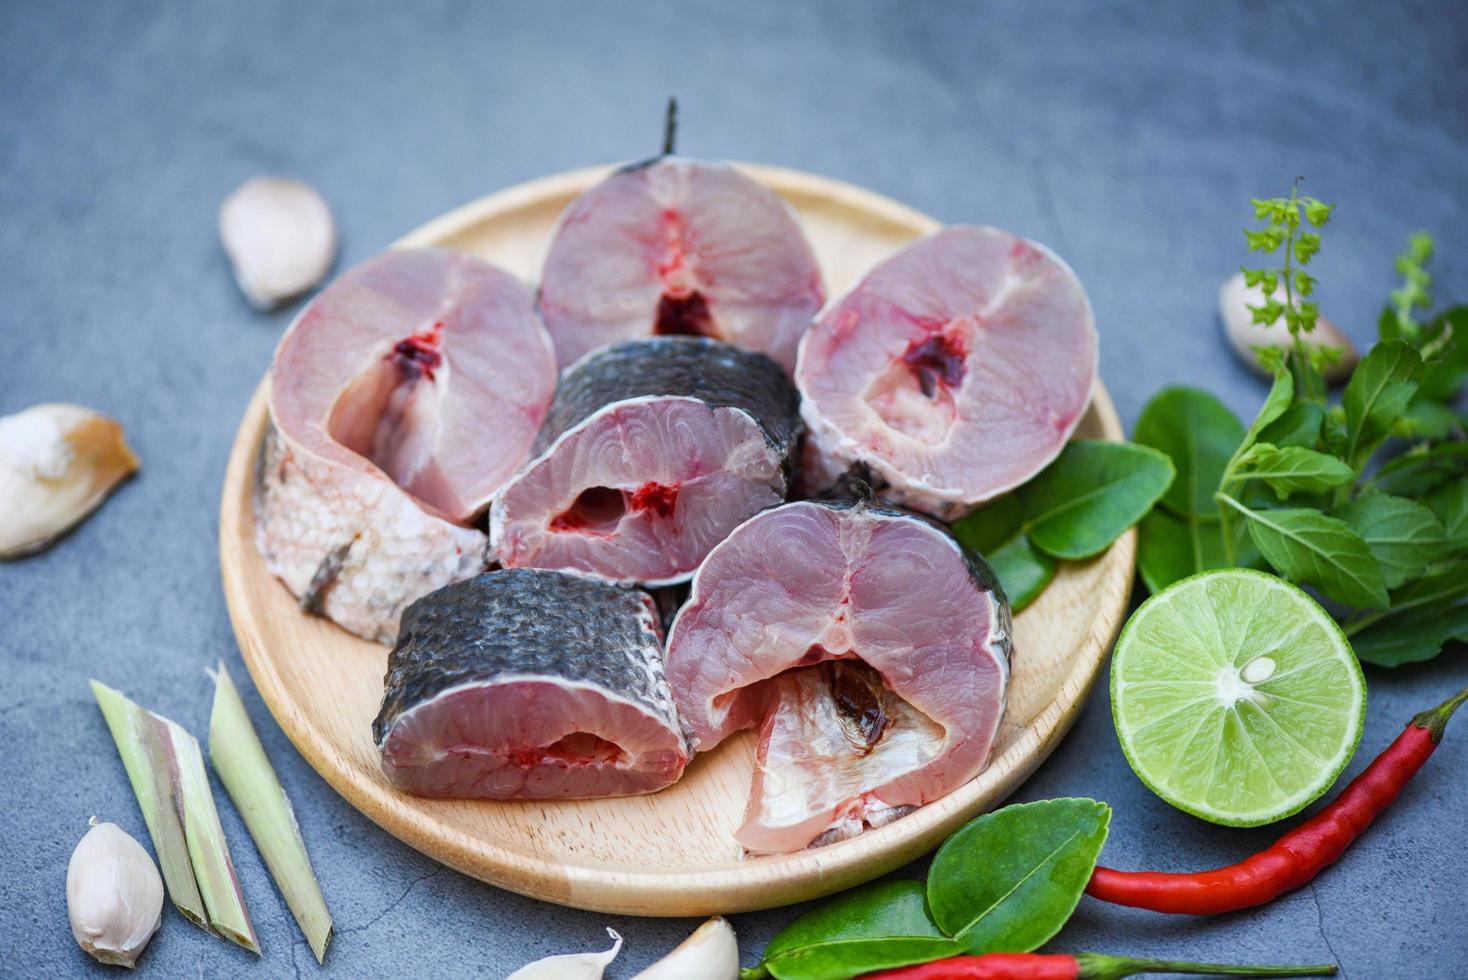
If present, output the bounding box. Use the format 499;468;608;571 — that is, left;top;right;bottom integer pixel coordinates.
1110;568;1366;827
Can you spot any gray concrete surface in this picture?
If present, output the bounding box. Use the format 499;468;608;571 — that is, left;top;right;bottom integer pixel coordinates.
3;2;1465;976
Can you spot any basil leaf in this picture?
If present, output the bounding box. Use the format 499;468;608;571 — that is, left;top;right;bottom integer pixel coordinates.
1234;367;1295;464
1374;443;1468;497
1257;402;1324;449
759;880;962;980
1342;340;1422;468
1417;306;1468;402
1225;498;1389;608
1019;442;1175;560
1354;601;1468;667
1399;399;1461;441
1427;481;1468;553
927;798;1109;954
1235;444;1354;500
951;496;1055;612
1337;494;1447;588
1138;508;1260;594
1133;387;1242;518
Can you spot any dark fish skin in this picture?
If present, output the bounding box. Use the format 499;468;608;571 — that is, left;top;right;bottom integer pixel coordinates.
373;568;677;747
531;337;801;458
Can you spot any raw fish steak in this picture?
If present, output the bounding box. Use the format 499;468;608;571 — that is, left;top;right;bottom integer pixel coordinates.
664;496;1011;853
257;248;557;643
373;568;687;799
538;157;824;372
796;226;1097;519
490;337;800;586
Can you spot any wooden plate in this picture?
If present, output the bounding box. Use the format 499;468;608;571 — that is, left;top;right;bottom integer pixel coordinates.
220;164;1134;916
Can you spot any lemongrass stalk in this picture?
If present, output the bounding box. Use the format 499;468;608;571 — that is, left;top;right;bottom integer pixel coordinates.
166;717;260;953
90;679;259;954
208;663;332;963
90;680;208;930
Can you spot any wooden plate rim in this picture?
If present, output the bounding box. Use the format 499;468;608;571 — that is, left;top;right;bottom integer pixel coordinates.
219;164;1134;915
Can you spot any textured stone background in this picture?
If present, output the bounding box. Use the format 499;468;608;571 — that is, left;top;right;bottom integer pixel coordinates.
3;2;1465;976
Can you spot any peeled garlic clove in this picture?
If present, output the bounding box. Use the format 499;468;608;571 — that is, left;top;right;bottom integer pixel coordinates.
67;821;164;968
505;928;622;979
219;176;337;310
633;917;739;980
0;403;139;559
1219;272;1358;383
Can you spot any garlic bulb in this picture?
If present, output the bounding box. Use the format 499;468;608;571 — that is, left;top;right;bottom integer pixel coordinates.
0;404;139;559
633;917;739;979
67;821;164;968
505;928;622;979
1218;272;1358;382
219;176;337;310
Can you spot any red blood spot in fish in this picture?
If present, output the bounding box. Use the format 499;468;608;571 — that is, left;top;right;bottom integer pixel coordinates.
630;481;679;517
1009;239;1041;264
900;332;967;398
502;733;626;768
655;291;712;336
796;644;829;666
550;486;626;534
390;321;444;380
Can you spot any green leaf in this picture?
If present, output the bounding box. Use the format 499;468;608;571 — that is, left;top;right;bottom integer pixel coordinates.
1133;387;1243;518
1342;341;1423;468
1245;228;1284;253
1398;399;1461;440
1417;307;1468;402
1302;198;1334;227
1353;601;1468;668
1235;444;1354;500
1374;443;1468;497
1295;271;1316;297
1294;232;1322;264
1337;494;1447;588
1137;509;1261;594
951;496;1056;612
1018;442;1175;560
1223;497;1389;608
758;880;962;980
1232;368;1295;468
1378;304;1404;343
1257;402;1324;449
927;799;1109;954
1426;480;1468;553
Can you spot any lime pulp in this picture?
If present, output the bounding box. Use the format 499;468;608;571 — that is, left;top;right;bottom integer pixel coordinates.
1110;568;1366;827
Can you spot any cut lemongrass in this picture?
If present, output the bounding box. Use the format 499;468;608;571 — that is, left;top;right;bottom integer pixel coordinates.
91;680;260;954
208;663;332;963
90;680;208;930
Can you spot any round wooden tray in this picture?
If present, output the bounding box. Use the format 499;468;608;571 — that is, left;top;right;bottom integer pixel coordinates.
219;164;1134;917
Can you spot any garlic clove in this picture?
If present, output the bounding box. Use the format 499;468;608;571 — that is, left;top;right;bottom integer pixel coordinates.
633;916;739;980
1218;272;1358;383
505;928;622;979
0;403;139;559
219;176;337;311
67;821;164;969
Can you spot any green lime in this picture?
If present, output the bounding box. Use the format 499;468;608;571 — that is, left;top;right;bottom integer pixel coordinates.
1111;568;1365;827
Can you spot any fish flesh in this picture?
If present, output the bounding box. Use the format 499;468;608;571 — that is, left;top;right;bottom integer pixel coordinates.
796;226;1097;520
538;157;825;372
664;495;1010;853
490;337;800;586
373;568;688;799
258;248;557;642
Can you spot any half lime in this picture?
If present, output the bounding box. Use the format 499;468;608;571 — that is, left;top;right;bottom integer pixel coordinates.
1111;568;1365;826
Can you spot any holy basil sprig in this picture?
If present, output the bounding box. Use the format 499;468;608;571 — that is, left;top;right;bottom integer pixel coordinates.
951;442;1174;612
742;799;1111;980
1136;199;1468;667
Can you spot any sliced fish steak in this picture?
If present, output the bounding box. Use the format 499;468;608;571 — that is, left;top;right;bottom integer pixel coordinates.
796;225;1097;519
538;157;825;372
491;337;800;586
374;568;688;799
665;497;1011;853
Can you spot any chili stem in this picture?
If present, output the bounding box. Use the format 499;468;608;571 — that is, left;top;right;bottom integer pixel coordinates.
1080;954;1336;978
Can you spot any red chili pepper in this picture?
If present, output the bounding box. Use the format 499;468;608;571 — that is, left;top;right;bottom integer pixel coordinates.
1087;683;1468;915
858;951;1336;979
